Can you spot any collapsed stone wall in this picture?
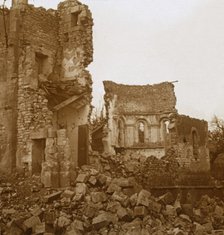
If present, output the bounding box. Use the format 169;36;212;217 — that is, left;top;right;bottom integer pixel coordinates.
16;6;59;168
0;0;94;176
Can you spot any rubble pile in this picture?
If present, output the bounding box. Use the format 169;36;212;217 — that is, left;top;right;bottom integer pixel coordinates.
1;159;224;235
90;149;181;187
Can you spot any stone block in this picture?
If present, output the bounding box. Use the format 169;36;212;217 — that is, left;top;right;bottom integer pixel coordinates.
193;222;206;235
44;191;62;203
75;183;87;195
65;229;82;235
92;213;110;230
34;223;45;234
45;211;56;225
59;171;70;187
48;128;56;138
2;208;16;216
23;216;41;229
91;192;107;203
41;169;52;188
51;171;60;188
62;189;75;199
71;219;84;231
71;5;81;13
137;189;151;207
112;177;133;188
57;216;71;228
107;183;121;194
158;192;174;205
7;221;24;235
30;128;48;139
106;201;121;213
148;199;161;213
117;206;130;221
84;204;97;218
212;230;224;235
134;206;147;218
97;174;107;185
181;204;193;217
76;173;89;183
88;175;97;185
130;193;138;207
112;190;127;203
165;205;176;217
123;187;137;197
215;205;224;217
203;222;214;233
30;206;43;217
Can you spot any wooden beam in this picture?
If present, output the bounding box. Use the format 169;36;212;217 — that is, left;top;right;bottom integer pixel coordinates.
53;93;86;111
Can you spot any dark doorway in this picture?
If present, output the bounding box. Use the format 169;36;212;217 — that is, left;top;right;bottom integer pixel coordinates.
78;124;89;167
32;139;46;175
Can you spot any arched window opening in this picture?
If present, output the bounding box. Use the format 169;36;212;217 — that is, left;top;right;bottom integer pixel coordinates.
138;121;145;143
164;120;170;134
192;130;199;160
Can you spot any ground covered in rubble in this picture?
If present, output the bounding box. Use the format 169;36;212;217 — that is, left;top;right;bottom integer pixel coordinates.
0;153;224;235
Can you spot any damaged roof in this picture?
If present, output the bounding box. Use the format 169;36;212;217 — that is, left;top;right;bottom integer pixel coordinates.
103;81;177;114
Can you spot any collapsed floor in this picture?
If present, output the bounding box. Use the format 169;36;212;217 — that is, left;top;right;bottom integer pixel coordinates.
0;152;223;235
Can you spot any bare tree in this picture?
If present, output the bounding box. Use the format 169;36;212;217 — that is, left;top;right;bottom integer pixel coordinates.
209;115;224;164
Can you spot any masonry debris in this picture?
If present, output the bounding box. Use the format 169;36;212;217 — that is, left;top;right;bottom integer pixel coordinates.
0;154;224;235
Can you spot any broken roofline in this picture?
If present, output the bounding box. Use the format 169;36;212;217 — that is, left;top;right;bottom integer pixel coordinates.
103;80;175;91
103;80;177;115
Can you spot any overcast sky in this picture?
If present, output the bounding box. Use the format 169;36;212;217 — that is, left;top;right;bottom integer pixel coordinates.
5;0;224;121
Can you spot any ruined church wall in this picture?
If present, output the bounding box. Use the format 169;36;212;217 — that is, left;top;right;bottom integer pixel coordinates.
174;115;210;172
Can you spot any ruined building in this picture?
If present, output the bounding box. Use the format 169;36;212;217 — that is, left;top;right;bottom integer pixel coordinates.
103;81;210;172
0;0;93;186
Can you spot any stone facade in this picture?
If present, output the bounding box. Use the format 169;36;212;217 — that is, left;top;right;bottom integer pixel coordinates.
0;0;93;186
103;81;210;172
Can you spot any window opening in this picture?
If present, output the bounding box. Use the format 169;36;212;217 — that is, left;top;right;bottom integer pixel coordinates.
138;122;145;143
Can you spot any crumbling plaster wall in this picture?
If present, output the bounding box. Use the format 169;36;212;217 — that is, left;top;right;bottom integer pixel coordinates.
58;0;93;83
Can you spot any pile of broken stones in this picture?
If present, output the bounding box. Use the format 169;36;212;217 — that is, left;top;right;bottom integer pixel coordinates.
0;154;224;234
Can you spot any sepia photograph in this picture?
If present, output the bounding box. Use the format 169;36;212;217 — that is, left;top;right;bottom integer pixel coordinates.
0;0;224;234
